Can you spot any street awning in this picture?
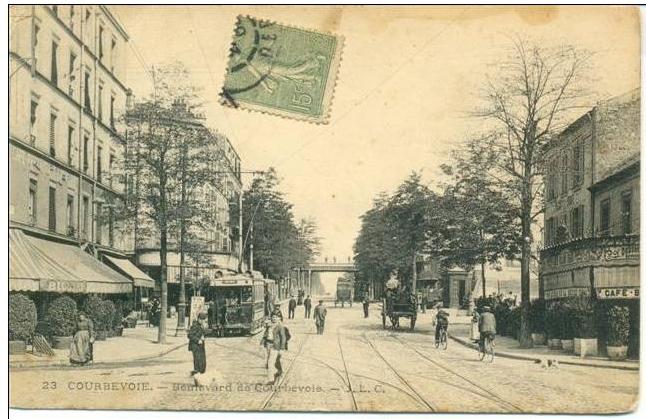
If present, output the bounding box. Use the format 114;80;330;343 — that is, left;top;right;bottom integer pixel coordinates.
10;229;132;294
9;229;77;292
104;256;155;288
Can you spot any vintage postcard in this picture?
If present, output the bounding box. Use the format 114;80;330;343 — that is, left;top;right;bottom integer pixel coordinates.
8;4;641;414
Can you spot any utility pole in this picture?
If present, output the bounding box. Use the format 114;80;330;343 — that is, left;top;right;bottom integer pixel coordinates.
249;222;254;272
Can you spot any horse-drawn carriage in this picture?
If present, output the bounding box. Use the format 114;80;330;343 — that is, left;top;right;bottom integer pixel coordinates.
381;279;417;330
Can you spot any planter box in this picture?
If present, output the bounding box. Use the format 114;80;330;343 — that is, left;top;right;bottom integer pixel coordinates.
561;339;574;353
531;333;546;345
9;340;26;355
574;338;598;357
607;345;628;361
547;338;562;350
51;335;73;350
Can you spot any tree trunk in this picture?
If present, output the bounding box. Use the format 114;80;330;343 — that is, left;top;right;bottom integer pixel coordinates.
158;226;168;344
177;142;187;332
519;175;533;348
481;260;486;299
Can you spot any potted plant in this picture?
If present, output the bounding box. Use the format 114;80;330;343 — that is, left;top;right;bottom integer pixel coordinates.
606;305;630;360
571;295;598;357
102;300;118;338
9;293;38;355
559;299;575;352
529;299;546;345
546;302;562;349
84;295;108;340
47;296;78;349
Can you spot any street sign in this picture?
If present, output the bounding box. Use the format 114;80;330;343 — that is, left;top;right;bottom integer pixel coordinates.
596;287;639;299
544;287;590;300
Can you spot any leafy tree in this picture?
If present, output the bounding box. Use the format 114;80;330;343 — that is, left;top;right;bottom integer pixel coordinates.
119;62;217;343
476;38;591;347
437;137;521;297
354;173;437;295
241;168;319;279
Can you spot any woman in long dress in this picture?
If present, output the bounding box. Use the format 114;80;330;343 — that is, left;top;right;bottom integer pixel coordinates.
69;312;95;365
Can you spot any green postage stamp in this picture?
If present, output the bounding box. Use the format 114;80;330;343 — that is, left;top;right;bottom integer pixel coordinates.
221;16;343;124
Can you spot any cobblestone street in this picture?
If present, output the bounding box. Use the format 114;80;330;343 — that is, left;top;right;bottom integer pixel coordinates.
10;304;639;413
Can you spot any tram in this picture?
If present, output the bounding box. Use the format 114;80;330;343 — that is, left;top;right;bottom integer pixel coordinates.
335;278;353;307
203;273;266;336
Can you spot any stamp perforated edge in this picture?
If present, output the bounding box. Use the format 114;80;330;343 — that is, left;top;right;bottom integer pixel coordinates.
219;15;344;125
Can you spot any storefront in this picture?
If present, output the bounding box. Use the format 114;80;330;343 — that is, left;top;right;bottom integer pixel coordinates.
9;228;133;318
540;235;640;358
103;255;155;311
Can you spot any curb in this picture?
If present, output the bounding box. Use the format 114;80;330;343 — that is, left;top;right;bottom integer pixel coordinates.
449;335;639;371
9;340;187;370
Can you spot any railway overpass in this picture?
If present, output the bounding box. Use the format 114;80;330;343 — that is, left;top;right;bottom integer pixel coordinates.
289;261;357;295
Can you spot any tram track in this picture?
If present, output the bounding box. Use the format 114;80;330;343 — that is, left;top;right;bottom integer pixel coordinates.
361;331;438;412
391;335;525;413
260;333;310;410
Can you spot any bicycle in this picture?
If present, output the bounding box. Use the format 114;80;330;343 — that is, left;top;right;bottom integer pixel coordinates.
435;325;448;350
478;333;495;362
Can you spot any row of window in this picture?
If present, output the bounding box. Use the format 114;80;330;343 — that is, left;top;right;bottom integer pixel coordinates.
29;96;117;186
27;177;114;245
48;5;119;73
599;192;633;237
544;192;633;246
34;18;118;128
546;141;585;201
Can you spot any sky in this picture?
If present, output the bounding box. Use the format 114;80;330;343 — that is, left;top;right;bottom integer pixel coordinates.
112;6;640;260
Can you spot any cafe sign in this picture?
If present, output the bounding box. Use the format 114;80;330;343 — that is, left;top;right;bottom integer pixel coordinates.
40;279;87;293
596;287;639;300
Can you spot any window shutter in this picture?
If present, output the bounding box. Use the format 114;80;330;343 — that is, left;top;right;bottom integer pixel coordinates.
49;114;56;157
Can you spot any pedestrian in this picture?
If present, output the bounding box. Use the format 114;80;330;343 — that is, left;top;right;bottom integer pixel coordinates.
272;303;284;322
303;295;312;318
151;298;160;327
288;295;296;319
478;306;497;352
267;314;287;384
188;312;207;376
313;300;327;335
470;308;481;342
260;318;274;369
69;312;95;366
362;294;370;318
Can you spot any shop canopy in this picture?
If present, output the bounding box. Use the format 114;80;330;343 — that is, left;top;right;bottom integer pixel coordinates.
104;255;155;288
9;229;132;294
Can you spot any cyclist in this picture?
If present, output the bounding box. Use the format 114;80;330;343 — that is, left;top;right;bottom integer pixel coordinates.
434;308;450;345
478;306;497;352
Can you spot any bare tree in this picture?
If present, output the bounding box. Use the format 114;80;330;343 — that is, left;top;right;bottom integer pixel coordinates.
477;37;592;347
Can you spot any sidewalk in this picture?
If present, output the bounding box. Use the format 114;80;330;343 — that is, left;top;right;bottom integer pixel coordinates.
449;324;639;371
10;316;187;369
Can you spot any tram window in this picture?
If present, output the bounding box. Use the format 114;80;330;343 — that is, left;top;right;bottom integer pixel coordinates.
241;287;253;302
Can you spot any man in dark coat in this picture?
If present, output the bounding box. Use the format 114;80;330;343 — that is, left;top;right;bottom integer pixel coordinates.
313;300;327;335
288;295;297;319
303;295;312;319
188;312;207;375
362;294;370;318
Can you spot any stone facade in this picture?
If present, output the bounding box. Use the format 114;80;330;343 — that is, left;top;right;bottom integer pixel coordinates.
9;5;132;252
